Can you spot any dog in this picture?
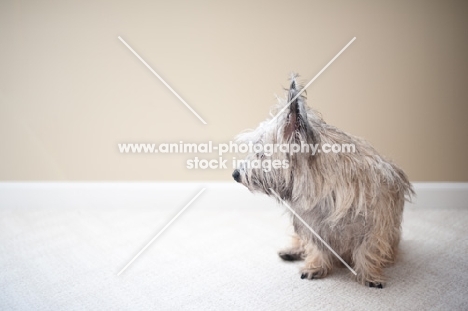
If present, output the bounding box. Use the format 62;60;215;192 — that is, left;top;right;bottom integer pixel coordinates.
232;74;414;288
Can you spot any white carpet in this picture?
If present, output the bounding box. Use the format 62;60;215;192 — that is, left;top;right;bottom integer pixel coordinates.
0;183;467;310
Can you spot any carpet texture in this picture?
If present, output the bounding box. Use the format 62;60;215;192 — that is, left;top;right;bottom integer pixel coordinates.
0;183;467;310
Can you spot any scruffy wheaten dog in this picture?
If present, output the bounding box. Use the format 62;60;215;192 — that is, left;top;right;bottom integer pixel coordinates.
232;75;413;288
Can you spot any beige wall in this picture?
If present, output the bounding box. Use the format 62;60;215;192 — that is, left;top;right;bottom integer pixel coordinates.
0;0;467;182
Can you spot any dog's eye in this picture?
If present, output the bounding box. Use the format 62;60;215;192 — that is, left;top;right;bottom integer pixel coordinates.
257;153;265;159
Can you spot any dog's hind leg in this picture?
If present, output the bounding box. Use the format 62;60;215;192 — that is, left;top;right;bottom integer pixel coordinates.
278;233;305;261
352;199;403;288
352;240;388;288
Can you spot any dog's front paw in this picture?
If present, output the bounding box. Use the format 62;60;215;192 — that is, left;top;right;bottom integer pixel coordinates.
365;281;384;289
278;248;304;261
300;268;327;280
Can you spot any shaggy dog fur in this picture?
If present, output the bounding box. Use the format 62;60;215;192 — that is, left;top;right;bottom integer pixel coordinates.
233;74;414;288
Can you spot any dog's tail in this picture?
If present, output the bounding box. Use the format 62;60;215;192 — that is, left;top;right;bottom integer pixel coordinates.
392;163;415;202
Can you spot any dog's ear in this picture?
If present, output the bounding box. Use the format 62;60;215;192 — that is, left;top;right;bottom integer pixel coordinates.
283;78;314;142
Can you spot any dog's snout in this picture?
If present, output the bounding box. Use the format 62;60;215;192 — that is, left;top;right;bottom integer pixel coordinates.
232;169;241;182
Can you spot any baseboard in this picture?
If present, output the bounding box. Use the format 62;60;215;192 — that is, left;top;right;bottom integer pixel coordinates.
0;182;466;209
409;182;468;209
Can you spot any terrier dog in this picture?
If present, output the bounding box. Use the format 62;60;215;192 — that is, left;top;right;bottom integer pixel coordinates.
232;74;413;288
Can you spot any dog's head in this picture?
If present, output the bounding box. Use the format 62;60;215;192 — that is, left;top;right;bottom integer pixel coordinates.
232;74;321;200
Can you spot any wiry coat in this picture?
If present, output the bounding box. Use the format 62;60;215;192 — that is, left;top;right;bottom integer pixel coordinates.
234;75;414;287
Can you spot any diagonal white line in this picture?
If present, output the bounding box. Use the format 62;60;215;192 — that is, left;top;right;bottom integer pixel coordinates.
269;37;356;124
269;188;357;276
118;36;207;125
117;188;206;276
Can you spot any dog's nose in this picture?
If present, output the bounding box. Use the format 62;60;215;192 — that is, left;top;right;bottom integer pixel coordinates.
232;169;241;182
